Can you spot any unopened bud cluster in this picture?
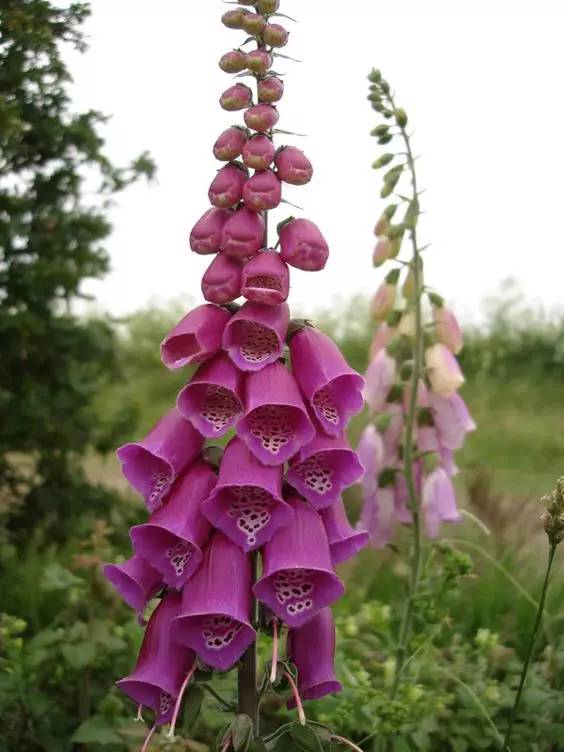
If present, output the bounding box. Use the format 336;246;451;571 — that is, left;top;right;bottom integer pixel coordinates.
102;2;366;738
357;71;476;547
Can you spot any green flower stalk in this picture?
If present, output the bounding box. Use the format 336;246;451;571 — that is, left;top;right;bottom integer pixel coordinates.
357;70;476;699
502;478;564;751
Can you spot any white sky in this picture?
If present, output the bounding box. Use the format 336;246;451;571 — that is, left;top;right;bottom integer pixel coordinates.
68;0;564;323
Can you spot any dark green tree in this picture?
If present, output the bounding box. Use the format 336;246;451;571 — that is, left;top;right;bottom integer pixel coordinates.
0;0;154;542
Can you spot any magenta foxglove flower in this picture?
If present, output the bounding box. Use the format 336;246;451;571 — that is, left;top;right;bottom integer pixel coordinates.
244;104;279;132
286;433;364;509
242;134;276;170
130;461;215;589
117;592;195;725
201;437;292;551
177;352;244;437
287;608;342;706
237;361;315;465
190;207;233;254
422;467;461;538
245;48;272;75
242;169;282;211
160;303;231;369
425;343;464;396
364;349;395;412
263;22;289;47
254;498;344;627
434;306;463;354
223;301;289;371
290;326;364;436
279;218;329;272
103;554;162;614
321;498;369;565
201;253;242;305
429;391;476;451
117;409;204;511
274;147;313;185
258;75;284;104
358;483;396;549
241;250;290;305
171;533;256;671
220;206;265;258
213;126;248;161
220;82;253;111
218;49;247;73
208;163;247;208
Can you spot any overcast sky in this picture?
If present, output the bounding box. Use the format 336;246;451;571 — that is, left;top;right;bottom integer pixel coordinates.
68;0;564;323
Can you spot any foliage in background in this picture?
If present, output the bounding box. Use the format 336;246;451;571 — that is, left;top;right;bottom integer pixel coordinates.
0;0;153;544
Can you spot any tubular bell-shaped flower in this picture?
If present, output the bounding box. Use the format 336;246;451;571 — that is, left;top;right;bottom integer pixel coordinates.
241;250;290;305
213;125;248;161
201;437;292;552
237;362;315;465
321;498;369;565
286;433;364;509
190;207;233;254
208;163;248;208
130;461;215;588
254;498;344;627
117;409;204;511
287;607;342;706
117;592;195;725
220;206;265;258
290;326;364;436
242;133;276;170
171;533;256;671
160;303;231;369
422;467;461;538
223;301;289;371
103;554;162;614
177;352;244;437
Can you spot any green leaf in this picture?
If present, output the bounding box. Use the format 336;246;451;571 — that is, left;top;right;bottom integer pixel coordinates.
40;564;84;592
180;684;205;728
233;714;255;752
61;642;96;669
71;716;122;745
290;722;324;752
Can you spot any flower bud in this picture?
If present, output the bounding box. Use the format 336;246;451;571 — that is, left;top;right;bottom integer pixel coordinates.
208;163;247;208
220;83;253;112
242;133;275;170
246;48;272;75
263;22;289;47
425;343;464;396
433;306;463;354
402;269;416;300
243;168;282;210
190;207;232;254
258;75;284;103
398;311;416;338
274;146;313;185
370;322;395;359
201;253;242;304
213;126;248;161
370;283;396;320
279;218;329;271
241;13;267;35
218;49;247;73
374;215;390;236
372;236;393;266
244;104;279;132
221;206;265;258
222;9;245;28
257;0;280;12
395;108;408;127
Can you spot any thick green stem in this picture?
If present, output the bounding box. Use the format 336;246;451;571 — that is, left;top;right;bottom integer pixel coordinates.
237;552;259;731
385;90;425;701
502;544;557;751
